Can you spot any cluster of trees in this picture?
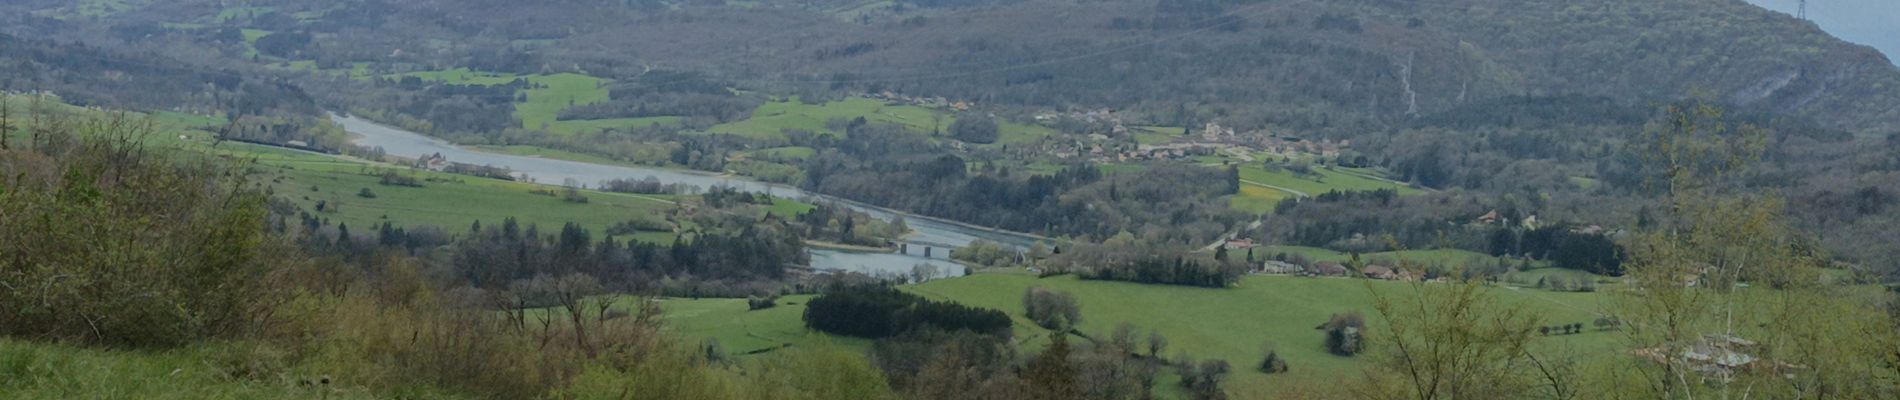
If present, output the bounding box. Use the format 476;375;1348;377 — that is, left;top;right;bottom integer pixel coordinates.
802;122;1243;242
1533;274;1598;292
802;285;1012;339
1046;236;1247;288
948;112;998;144
0;114;915;399
1021;287;1082;330
582;69;760;124
598;175;692;194
1073;254;1243;288
373;76;528;134
0;33;318;117
792;201;909;247
292;211;808;297
378;170;423;187
1487;225;1624;275
949;239;1029;268
869;324;1173;400
1263;189;1629;277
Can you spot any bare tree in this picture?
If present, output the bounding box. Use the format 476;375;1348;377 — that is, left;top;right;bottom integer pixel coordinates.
1351;275;1561;400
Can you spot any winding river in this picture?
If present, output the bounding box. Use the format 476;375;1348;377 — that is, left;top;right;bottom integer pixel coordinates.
331;114;1042;279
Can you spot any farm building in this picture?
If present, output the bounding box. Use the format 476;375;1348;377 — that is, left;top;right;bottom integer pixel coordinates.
1311;261;1350;277
1362;265;1404;280
1258;261;1302;275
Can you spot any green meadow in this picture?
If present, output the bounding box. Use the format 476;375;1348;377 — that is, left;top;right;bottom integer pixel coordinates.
1230;184;1293;214
471;144;671;169
1132;126;1187;145
387;69;650;136
232;143;683;241
657;272;1618;397
1217;162;1420;213
1234;164;1419;197
707;97;939;140
658;295;870;355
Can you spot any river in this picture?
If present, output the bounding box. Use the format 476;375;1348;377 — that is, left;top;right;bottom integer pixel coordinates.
331;113;1042;280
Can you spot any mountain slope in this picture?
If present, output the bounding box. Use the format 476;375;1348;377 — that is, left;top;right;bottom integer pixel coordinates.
2;0;1894;134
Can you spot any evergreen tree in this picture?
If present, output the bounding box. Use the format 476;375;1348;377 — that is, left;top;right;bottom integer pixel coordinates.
1025;334;1079;400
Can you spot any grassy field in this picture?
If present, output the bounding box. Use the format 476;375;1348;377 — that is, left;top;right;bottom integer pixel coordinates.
547;116;684;136
657;272;1618;397
388;69;654;136
1190;148;1420;213
658;295;871;355
471;144;669;169
913;273;1615;396
221;143;683;242
707;97;938;140
516;73;610;133
1234;165;1419;197
1219;163;1421;213
1133;126;1187;145
1230;185;1293;214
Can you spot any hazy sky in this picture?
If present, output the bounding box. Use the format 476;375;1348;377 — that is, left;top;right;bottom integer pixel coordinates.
1745;0;1900;65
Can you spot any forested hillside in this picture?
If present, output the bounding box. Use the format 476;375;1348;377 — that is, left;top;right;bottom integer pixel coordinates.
10;0;1892;134
0;33;315;116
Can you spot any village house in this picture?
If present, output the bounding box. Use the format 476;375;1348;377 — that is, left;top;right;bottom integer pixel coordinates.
1362;264;1399;280
1258;260;1303;275
1201;121;1235;141
1311;261;1350;277
1475;210;1502;225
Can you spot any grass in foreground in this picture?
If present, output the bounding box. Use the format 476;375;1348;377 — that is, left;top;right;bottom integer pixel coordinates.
0;339;388;400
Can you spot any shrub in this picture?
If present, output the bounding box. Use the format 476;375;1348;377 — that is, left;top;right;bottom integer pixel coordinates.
1022;287;1082;330
378;171;422;187
562;188;590;203
747;296;778;311
1320;312;1366;356
0;124;289;347
357;188;377;198
1177;358;1231;400
1259;351;1288;373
